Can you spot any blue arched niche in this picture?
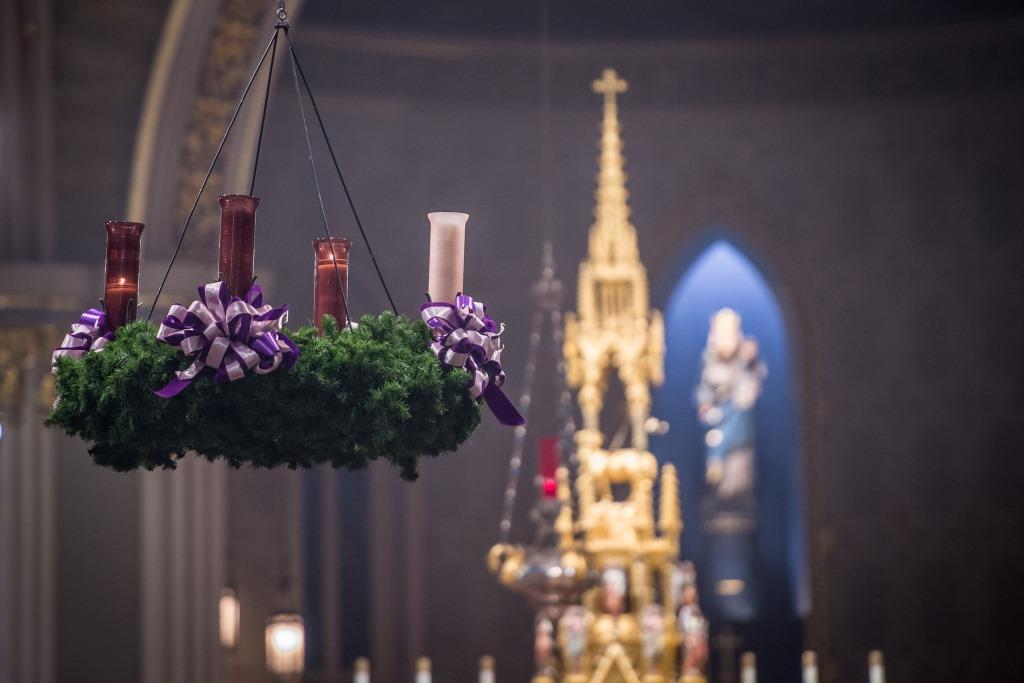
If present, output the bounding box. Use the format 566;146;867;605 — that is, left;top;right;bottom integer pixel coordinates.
652;238;808;670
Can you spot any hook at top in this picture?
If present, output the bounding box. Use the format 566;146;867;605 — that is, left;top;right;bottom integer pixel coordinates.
275;0;289;29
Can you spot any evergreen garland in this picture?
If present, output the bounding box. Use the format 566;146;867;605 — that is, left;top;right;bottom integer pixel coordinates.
47;313;481;480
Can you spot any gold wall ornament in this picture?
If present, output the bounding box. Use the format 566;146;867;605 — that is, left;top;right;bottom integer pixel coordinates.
0;325;58;413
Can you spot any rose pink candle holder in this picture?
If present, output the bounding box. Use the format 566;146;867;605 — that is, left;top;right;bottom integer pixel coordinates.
218;194;260;298
313;237;351;333
104;221;144;330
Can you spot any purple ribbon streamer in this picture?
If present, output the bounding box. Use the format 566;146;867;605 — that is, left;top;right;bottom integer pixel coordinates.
420;293;525;427
52;308;114;372
154;281;299;398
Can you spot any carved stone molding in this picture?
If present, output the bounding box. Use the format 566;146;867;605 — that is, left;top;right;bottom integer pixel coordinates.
176;0;268;255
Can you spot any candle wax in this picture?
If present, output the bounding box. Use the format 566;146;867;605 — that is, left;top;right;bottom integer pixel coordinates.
315;263;349;332
427;212;467;303
104;283;139;330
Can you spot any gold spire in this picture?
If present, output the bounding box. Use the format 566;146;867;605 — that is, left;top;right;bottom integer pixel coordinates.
590;68;638;266
560;70;681;682
565;67;663;448
658;464;682;550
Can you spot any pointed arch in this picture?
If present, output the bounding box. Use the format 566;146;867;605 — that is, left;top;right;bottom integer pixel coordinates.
652;235;807;680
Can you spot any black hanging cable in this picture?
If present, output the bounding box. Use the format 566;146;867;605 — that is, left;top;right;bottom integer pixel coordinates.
497;0;564;544
282;29;354;331
540;2;581;477
148;1;394;323
537;0;578;471
249;29;280;197
147;30;279;321
540;0;553;245
286;41;398;316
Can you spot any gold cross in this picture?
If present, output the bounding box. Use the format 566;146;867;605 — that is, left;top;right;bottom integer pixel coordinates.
592;68;628;102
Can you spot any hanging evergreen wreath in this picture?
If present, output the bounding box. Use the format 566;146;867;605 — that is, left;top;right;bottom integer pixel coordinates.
47;313;481;480
44;5;524;480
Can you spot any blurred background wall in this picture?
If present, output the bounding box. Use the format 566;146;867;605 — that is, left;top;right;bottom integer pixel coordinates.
2;1;1023;682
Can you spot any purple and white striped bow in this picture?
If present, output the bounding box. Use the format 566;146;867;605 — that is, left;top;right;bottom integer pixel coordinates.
52;308;114;373
154;281;298;398
420;293;525;427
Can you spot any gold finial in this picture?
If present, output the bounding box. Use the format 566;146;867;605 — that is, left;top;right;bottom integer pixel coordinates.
555;466;576;549
556;465;572;503
658;463;682;545
416;656;432;673
480;655;495;671
575;468;595;525
592;68;628;99
355;657;370;672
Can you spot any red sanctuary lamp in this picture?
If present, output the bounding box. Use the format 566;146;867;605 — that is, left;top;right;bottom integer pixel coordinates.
218;194;260;298
313;238;351;333
538;435;559;499
104;221;144;330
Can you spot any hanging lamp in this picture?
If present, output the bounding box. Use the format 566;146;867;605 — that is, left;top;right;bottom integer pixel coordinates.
265;612;305;676
486;4;590;631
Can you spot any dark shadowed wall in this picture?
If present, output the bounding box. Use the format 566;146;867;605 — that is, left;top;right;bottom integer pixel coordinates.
259;11;1024;682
